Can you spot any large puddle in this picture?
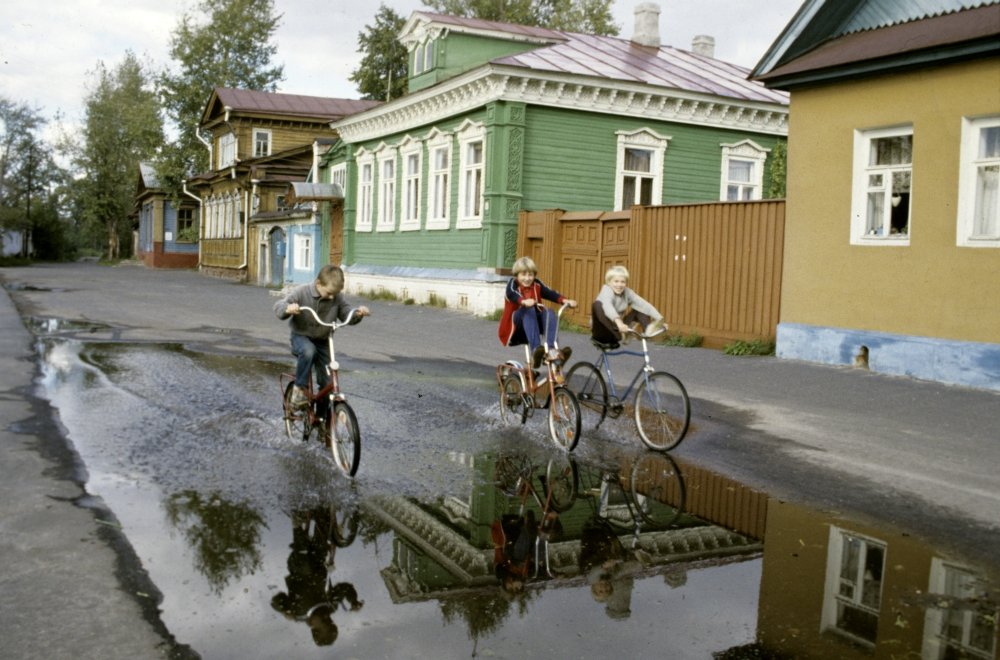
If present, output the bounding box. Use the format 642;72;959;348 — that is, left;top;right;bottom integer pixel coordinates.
32;329;1000;659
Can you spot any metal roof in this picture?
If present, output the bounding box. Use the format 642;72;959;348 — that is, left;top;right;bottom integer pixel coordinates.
205;88;381;123
837;0;996;35
288;182;344;202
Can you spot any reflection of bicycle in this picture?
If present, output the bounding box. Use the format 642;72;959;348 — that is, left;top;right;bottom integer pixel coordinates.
566;326;690;451
497;302;582;451
579;451;686;544
492;452;579;579
280;307;362;476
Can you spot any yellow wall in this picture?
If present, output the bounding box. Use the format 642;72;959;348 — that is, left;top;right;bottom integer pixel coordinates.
783;57;1000;343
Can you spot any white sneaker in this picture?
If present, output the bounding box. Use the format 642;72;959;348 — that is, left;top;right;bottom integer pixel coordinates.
645;319;666;336
290;386;309;408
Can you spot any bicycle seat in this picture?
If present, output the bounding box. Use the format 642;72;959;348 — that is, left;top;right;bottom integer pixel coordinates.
590;337;619;351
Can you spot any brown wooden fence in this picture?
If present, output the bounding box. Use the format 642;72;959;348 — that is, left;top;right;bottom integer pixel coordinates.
518;200;785;348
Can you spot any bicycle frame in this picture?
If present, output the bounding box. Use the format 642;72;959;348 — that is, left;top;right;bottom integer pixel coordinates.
497;302;572;406
280;307;356;415
592;333;657;404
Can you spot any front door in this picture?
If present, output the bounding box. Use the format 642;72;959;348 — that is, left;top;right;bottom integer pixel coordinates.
269;227;286;287
329;202;343;266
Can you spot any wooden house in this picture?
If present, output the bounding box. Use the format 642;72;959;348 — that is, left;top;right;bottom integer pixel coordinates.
134;162;199;269
185;88;379;285
317;5;789;315
751;0;1000;390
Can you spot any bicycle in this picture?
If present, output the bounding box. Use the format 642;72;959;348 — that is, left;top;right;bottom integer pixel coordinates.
566;325;690;451
492;452;579;580
496;302;582;451
280;307;363;476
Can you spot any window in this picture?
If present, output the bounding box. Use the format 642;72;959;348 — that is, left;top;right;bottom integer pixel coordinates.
424;38;434;69
329;163;346;192
400;142;422;231
427;129;452;230
176;208;197;242
822;527;886;646
957;116;1000;247
218;133;236;169
413;44;424;75
851;126;913;245
293;234;312;271
252;128;271;158
377;147;397;231
923;559;997;660
356;151;373;232
721;140;768;200
615;129;669;210
457;121;485;229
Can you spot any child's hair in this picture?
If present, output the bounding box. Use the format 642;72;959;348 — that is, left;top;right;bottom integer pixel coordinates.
605;265;629;284
317;264;345;293
511;256;538;275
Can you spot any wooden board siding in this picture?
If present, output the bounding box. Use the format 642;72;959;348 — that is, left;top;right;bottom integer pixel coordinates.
200;238;244;268
519;200;785;346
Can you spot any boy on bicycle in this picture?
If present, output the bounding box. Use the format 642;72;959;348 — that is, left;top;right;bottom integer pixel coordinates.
591;265;664;347
498;256;577;368
274;265;369;408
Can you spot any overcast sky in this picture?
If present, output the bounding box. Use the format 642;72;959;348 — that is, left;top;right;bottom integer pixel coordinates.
1;0;802;138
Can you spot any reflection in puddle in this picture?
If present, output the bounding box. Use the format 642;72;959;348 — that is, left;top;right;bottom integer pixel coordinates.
32;335;999;658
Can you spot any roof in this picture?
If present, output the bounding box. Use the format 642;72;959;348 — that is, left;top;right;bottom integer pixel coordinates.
138;162;160;190
401;12;787;105
201;88;381;125
287;182;344;203
752;0;1000;86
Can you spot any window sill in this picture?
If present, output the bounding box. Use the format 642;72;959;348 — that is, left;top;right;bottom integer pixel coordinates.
853;235;910;246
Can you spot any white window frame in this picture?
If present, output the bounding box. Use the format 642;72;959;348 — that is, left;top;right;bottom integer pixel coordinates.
821;526;886;648
376;143;398;232
293;233;312;271
413;43;424;75
399;137;422;231
356;149;374;233
956;115;1000;248
851;125;913;246
457;121;485;229
615;128;669;210
252;128;272;158
329;163;346;192
922;558;998;660
218;133;236;169
423;38;434;70
426;128;452;230
720;139;768;201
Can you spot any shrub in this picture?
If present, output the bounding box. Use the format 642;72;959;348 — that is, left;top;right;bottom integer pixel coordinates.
724;339;775;356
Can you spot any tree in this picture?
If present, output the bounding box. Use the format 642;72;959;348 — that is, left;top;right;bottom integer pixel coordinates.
70;52;164;259
420;0;619;34
766;140;787;199
350;5;408;102
157;0;284;197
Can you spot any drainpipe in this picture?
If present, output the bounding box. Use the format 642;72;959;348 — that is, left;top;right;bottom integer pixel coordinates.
240;187;249;271
182;182;203;267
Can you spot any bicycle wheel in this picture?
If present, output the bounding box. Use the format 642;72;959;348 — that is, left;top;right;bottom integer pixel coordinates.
328;401;361;476
329;506;359;547
634;371;690;451
629;451;685;528
499;374;527;425
544;455;579;512
283;382;314;442
494;452;530;496
547;386;581;451
565;362;607;431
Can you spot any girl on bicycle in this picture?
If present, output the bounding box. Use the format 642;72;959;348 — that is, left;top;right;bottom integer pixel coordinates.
498;256;577;368
274;265;369;408
591;265;664;346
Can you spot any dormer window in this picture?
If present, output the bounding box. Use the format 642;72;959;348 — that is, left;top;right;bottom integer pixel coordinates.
412;38;434;75
218;133;236;169
414;43;425;74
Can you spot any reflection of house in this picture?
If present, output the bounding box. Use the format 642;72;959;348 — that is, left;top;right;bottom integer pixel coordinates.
318;7;788;314
367;453;764;602
185;88;379;286
755;499;998;659
751;0;1000;390
134;162;199;269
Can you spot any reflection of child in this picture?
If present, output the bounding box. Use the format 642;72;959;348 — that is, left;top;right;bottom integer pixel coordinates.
579;518;641;619
491;511;538;594
591;265;664;346
498;256;577;368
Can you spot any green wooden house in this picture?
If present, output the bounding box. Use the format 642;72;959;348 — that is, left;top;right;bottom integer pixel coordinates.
318;6;789;314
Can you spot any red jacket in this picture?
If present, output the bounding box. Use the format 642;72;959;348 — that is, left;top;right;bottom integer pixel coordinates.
497;278;565;346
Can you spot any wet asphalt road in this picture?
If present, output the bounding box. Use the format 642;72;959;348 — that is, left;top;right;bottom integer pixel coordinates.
1;262;999;658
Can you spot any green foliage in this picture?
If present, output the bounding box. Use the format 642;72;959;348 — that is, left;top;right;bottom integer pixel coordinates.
69;53;163;260
724;339;776;356
426;292;448;307
662;333;703;348
176;226;199;243
350;4;408;101
421;0;620;34
156;0;284;197
359;287;400;301
766;139;787;199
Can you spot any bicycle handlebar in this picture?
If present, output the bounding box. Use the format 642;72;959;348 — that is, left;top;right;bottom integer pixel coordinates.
297;306;359;330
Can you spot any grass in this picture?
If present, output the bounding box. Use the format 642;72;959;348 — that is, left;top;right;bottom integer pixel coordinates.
723;339;776;356
661;333;703;348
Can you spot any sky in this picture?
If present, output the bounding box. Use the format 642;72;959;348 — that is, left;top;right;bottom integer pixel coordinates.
1;0;803;141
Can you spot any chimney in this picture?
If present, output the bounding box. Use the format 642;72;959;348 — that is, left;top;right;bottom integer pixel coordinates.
632;3;661;48
692;34;715;58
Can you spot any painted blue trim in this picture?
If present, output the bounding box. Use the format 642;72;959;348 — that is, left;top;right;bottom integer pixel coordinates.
777;322;1000;391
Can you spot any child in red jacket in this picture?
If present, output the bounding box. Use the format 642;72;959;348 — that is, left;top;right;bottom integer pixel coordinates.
498;256;577;368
